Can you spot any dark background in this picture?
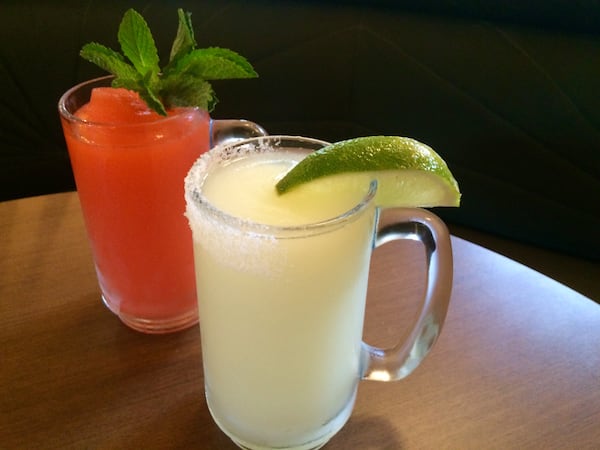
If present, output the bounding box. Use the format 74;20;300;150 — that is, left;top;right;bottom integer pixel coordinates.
1;0;599;261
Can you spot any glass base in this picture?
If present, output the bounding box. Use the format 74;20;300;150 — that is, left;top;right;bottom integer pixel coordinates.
101;295;198;334
207;390;355;450
232;439;328;450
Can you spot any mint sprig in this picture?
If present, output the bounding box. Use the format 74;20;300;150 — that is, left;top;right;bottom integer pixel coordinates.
80;8;257;115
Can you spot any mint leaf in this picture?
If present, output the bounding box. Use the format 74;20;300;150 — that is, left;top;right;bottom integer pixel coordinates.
201;47;257;78
160;76;217;112
118;9;160;78
111;77;142;92
169;9;196;63
113;75;167;116
80;43;138;79
167;47;258;80
138;77;167;116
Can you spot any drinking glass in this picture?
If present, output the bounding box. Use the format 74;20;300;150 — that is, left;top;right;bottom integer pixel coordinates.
184;136;453;449
58;75;266;334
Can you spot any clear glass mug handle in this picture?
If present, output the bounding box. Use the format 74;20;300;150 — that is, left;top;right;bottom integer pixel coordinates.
211;119;268;147
361;207;453;381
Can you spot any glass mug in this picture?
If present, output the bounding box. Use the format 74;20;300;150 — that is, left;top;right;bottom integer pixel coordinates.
58;75;267;334
184;136;453;449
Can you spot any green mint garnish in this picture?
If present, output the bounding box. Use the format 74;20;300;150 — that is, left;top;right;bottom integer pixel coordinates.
80;8;257;115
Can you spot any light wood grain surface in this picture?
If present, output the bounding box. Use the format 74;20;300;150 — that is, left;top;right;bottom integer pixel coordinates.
1;192;599;449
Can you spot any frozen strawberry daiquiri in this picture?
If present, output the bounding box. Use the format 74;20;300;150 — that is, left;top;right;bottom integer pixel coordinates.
60;78;210;332
58;8;259;333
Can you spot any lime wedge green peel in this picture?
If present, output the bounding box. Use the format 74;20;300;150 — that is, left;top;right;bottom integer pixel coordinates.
275;136;461;208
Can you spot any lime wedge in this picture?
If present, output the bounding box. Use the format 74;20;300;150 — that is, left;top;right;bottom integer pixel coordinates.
275;136;461;207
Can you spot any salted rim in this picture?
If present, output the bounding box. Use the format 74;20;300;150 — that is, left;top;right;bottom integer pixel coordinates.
184;135;378;238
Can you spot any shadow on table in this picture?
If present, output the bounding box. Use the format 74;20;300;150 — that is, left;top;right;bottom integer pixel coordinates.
333;413;405;449
123;409;406;449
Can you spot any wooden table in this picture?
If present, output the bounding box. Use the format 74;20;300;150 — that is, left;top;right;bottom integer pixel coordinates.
2;192;599;449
